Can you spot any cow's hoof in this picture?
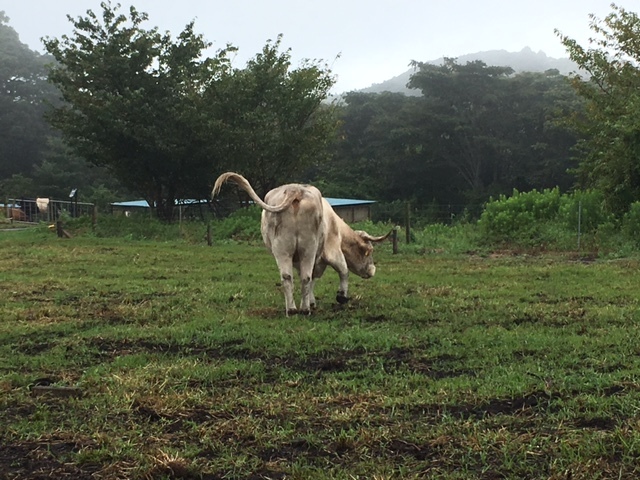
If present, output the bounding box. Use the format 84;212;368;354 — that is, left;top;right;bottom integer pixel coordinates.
336;293;349;304
299;309;311;316
286;308;298;316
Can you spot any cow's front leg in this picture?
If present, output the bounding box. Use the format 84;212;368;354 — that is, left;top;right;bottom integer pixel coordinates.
336;270;349;304
323;252;350;305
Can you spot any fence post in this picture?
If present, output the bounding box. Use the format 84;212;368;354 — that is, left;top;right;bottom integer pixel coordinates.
577;200;582;251
207;222;213;246
392;227;398;254
92;205;98;230
405;201;411;244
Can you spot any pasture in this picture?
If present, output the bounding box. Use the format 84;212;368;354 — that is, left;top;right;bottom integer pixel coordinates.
1;228;640;479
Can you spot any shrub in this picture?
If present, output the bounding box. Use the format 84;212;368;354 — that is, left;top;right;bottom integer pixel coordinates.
622;202;640;244
477;188;562;245
210;206;262;242
559;190;612;234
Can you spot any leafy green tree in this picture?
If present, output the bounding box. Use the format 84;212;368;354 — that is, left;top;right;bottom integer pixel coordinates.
0;174;36;199
320;91;435;201
0;11;57;182
557;3;640;213
32;136;130;203
409;59;517;199
210;35;338;197
43;2;235;221
43;4;337;219
325;60;578;212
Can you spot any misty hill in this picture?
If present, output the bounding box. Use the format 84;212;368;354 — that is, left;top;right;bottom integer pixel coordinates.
359;47;579;95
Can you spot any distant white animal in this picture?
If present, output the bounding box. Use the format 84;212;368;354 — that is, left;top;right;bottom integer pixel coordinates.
212;172;391;315
36;198;49;214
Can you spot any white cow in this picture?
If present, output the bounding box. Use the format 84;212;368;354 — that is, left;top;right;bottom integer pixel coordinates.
212;172;390;315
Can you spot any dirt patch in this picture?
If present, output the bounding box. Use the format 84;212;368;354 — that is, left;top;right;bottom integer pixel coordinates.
405;390;560;422
87;337;472;380
381;348;474;379
452;390;560;419
573;416;617;430
0;440;101;480
385;438;437;461
259;437;331;464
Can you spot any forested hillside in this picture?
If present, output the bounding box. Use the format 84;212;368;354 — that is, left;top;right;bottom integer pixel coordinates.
359;47;578;95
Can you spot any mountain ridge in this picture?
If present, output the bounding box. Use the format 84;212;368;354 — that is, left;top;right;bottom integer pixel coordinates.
356;47;578;95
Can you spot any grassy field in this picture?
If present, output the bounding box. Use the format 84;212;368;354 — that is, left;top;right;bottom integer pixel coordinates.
2;227;640;479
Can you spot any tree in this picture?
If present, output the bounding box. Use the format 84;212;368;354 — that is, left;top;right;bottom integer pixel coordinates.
319;91;432;201
43;2;235;221
557;3;640;213
409;60;578;202
0;11;57;182
323;60;578;211
408;59;517;199
209;35;338;197
44;4;337;220
32;136;130;205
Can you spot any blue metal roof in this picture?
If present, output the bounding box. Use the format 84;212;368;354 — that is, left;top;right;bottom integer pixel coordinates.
325;198;376;207
111;200;149;208
112;198;375;208
111;199;205;208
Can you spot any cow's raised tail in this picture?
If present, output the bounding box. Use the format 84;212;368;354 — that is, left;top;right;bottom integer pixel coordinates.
212;172;294;213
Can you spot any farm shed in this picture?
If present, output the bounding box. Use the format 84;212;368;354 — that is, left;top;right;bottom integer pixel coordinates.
111;198;375;222
325;198;375;222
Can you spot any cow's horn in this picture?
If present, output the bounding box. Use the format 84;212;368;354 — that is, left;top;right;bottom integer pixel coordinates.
356;230;393;243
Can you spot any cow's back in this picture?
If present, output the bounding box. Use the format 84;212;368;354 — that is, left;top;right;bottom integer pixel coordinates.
261;184;325;260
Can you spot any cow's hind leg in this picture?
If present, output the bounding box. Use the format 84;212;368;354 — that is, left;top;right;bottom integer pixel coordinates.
277;260;297;316
298;257;316;315
310;262;328;310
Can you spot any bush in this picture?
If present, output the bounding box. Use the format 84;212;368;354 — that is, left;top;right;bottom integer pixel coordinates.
559;190;612;233
622;202;640;244
210;206;262;242
477;188;562;245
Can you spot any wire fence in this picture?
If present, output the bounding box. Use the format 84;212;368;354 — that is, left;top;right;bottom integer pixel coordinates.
3;198;95;223
371;201;485;227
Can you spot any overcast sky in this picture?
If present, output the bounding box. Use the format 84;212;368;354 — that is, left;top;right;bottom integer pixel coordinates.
1;1;636;93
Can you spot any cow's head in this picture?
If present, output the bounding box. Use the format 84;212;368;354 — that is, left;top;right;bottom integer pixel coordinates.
345;230;392;279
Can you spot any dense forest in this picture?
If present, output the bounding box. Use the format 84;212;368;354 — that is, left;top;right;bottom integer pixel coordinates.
1;4;640;223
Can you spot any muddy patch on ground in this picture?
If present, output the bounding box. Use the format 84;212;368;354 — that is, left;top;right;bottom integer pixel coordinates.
85;337;473;380
0;440;101;480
